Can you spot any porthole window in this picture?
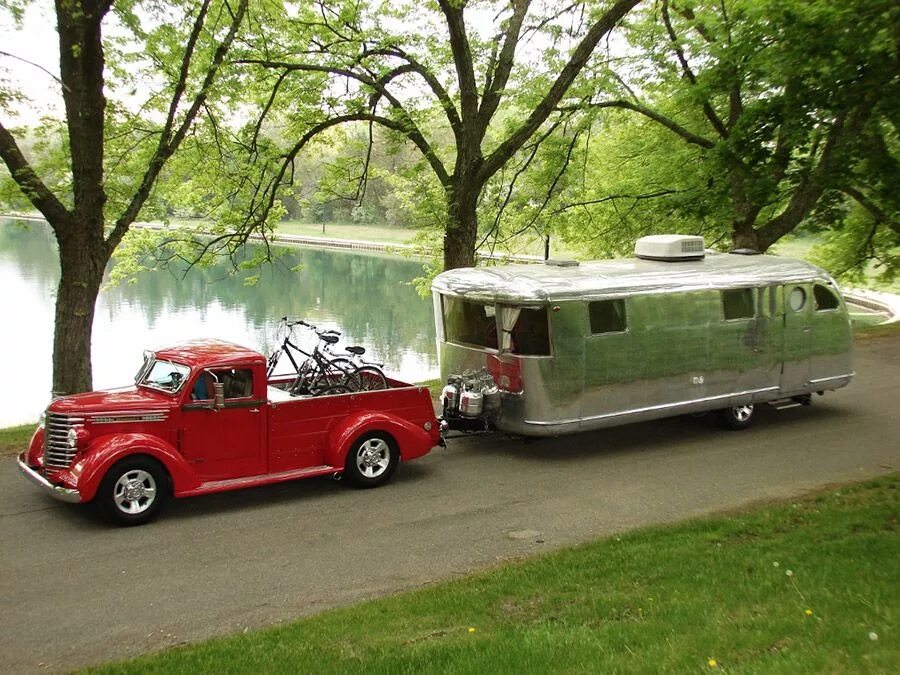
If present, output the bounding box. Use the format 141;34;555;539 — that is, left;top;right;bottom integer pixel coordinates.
789;287;807;312
814;284;840;311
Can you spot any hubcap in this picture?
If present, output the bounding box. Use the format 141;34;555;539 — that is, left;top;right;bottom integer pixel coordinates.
113;469;157;514
734;404;754;422
356;438;391;478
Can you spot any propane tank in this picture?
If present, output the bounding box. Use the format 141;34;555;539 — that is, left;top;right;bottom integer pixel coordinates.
481;383;501;413
459;389;484;418
441;383;460;413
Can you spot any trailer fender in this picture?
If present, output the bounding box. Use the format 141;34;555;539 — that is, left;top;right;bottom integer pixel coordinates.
72;433;199;503
327;412;433;469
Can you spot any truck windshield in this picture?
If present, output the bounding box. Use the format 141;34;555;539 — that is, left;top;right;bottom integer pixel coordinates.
137;359;191;394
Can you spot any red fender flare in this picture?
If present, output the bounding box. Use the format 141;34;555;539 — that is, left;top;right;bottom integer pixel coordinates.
326;412;434;470
73;433;199;502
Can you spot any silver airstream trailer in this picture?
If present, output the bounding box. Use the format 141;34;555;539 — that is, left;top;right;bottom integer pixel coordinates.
433;235;853;436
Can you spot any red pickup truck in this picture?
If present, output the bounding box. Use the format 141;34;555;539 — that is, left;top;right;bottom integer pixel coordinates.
17;340;441;525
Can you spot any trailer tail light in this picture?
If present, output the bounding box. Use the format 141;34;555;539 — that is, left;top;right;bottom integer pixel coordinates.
486;354;523;394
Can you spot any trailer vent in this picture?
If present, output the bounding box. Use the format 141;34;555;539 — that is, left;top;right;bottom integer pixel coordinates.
634;235;705;261
544;258;579;267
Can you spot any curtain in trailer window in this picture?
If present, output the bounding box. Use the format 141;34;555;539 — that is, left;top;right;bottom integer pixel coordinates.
442;296;498;349
498;306;521;351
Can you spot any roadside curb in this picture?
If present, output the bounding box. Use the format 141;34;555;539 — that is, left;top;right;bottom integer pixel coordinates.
844;288;900;324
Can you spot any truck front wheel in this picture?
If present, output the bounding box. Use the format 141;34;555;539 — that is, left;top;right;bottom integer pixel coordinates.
344;432;398;488
97;457;168;526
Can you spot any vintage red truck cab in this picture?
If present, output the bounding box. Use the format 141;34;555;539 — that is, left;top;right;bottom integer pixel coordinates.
18;339;441;525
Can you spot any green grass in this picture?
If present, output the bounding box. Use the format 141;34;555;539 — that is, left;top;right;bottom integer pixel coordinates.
0;423;34;457
275;220;418;246
86;474;899;674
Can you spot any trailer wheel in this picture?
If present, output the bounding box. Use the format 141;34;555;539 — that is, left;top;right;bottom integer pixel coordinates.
717;404;755;431
344;432;398;488
97;457;168;526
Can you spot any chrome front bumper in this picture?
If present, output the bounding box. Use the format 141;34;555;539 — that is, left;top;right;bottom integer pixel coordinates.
17;455;82;503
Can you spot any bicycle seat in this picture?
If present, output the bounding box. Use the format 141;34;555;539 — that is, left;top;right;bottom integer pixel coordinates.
346;345;365;355
320;333;340;345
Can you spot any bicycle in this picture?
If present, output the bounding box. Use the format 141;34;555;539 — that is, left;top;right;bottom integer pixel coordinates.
266;318;361;395
339;344;388;391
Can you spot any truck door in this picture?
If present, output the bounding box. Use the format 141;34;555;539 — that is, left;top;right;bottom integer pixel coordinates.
781;283;812;394
181;367;266;481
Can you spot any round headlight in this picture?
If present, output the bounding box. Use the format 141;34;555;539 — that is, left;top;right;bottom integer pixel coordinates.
67;427;78;448
38;411;46;429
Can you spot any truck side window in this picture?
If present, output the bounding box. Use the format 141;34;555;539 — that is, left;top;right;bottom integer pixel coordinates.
589;299;627;334
722;288;755;320
814;284;840;311
193;369;254;400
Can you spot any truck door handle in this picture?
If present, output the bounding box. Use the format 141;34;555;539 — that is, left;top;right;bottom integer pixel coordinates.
249;408;260;414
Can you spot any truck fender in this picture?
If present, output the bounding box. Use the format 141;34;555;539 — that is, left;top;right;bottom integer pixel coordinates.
73;433;199;503
326;412;433;469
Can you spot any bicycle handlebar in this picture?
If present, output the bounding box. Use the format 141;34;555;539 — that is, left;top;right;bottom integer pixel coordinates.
280;317;341;339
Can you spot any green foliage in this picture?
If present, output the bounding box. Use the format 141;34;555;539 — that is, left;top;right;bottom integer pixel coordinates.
545;0;899;276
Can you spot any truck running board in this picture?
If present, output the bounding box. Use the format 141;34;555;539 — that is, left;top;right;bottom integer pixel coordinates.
178;465;338;498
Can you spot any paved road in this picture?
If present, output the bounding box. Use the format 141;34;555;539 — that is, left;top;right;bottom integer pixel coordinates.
2;338;897;673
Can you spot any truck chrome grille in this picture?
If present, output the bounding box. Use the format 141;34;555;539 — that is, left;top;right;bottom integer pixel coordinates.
43;413;83;473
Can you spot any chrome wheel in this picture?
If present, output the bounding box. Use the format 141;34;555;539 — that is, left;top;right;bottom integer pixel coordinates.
355;437;391;479
733;404;754;423
113;469;157;514
344;432;398;488
718;403;755;430
98;457;168;525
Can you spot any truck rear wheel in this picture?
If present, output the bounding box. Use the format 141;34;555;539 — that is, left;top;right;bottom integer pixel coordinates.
344;432;398;488
97;457;168;526
717;404;755;431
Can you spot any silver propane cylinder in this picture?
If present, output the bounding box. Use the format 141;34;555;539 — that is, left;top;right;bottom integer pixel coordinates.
441;383;459;413
459;389;484;417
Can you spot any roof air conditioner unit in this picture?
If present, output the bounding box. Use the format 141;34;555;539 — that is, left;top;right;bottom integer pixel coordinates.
634;235;705;261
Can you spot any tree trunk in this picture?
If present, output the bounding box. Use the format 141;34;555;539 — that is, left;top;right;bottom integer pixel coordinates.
731;224;762;252
51;233;108;397
443;180;480;270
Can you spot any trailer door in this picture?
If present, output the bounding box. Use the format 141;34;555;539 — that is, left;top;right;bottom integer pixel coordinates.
781;283;812;393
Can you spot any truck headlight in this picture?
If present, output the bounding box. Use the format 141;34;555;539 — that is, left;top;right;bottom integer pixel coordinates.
38;412;46;430
67;426;89;450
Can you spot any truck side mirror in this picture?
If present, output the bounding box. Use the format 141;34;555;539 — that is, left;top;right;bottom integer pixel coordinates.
213;382;225;410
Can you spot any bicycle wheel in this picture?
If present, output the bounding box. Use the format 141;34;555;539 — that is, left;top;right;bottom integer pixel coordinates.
314;357;360;392
354;365;388;391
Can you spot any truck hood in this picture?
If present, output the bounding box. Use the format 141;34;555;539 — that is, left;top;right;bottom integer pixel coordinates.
47;386;173;417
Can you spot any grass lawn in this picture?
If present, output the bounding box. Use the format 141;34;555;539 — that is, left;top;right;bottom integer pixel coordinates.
275;220;418;246
0;423;34;457
85;474;899;674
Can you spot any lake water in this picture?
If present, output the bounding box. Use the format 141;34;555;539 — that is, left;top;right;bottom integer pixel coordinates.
0;218;438;426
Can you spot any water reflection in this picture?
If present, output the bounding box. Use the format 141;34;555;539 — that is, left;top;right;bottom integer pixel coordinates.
0;219;437;426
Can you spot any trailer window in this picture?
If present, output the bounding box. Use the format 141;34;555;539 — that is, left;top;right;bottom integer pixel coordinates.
589;299;627;334
504;307;550;356
442;296;498;349
814;284;840;311
722;288;755;320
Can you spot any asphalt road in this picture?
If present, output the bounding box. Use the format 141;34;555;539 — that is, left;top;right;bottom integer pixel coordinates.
2;337;898;674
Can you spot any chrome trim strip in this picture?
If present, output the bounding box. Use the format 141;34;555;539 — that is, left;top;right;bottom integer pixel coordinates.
523;386;781;427
89;413;168;424
17;456;82;503
808;373;854;385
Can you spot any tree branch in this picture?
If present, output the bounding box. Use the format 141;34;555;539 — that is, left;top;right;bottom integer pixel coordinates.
477;0;531;134
107;0;249;253
661;0;728;139
479;0;641;182
0;122;73;228
438;0;480;123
